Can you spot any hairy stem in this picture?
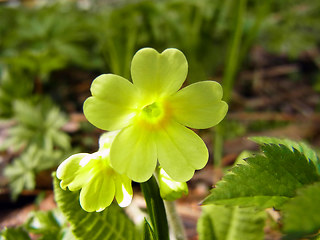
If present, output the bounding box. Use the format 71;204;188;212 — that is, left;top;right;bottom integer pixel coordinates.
164;200;187;240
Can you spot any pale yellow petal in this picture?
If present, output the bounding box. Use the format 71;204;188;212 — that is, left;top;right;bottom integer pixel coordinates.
110;124;157;182
83;74;139;131
131;48;187;98
57;153;91;191
156;121;208;182
79;173;115;212
114;174;133;207
169;81;228;129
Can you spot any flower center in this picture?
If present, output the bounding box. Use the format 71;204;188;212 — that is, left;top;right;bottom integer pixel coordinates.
137;100;171;130
142;102;162;119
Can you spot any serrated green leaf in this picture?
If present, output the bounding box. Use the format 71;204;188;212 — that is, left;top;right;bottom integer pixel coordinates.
203;144;320;209
250;136;320;173
0;227;30;240
197;205;266;240
282;182;320;239
53;173;141;240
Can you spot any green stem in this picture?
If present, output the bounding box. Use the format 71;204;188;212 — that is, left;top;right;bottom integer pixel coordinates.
213;0;247;168
213;124;224;168
222;0;247;103
164;200;187;240
215;0;233;35
239;1;271;63
140;176;169;240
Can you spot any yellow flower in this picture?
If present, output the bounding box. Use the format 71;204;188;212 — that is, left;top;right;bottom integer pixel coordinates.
84;48;228;182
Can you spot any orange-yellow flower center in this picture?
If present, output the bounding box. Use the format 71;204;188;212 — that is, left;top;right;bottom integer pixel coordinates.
136;100;171;130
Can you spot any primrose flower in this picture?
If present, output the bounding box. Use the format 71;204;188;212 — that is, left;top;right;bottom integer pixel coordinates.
84;48;228;182
157;167;188;201
56;131;132;212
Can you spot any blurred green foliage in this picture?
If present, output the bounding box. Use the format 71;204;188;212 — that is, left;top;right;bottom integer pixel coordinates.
0;227;31;240
0;0;319;91
2;99;70;152
0;67;33;117
258;0;320;58
0;208;73;240
24;209;74;240
2;98;72;199
4;145;69;200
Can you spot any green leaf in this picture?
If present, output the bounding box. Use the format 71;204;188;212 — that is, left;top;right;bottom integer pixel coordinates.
143;219;156;240
0;227;31;240
53;173;141;240
282;182;320;239
203;144;320;209
3;99;70;153
4;145;69;200
24;209;65;238
197;205;266;240
61;228;77;240
250;136;320;173
4;146;38;200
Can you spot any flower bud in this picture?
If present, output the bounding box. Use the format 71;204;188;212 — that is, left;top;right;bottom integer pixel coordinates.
157;167;188;201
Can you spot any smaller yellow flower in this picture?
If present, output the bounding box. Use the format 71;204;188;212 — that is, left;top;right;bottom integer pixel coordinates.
56;131;132;212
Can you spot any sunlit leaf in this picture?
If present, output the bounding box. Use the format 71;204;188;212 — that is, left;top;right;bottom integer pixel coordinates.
203;144;320;209
250;136;320;173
